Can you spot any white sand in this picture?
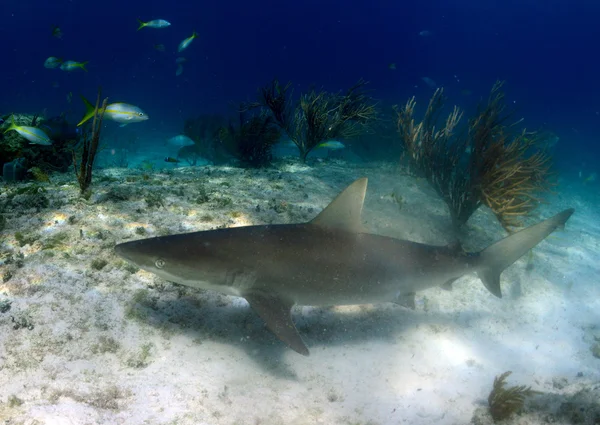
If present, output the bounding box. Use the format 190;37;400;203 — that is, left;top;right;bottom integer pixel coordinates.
0;159;598;424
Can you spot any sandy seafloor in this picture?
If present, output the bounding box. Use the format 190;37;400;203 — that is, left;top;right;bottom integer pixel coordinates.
0;156;599;425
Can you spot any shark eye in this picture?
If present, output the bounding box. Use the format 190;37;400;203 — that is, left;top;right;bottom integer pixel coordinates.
155;258;166;269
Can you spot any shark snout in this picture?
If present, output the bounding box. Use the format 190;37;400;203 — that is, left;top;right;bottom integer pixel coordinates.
114;242;135;263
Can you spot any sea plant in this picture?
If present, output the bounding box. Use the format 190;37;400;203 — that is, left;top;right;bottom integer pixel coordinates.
259;79;378;162
396;82;552;232
183;114;227;163
218;107;281;168
73;91;107;196
488;371;537;422
1;113;81;178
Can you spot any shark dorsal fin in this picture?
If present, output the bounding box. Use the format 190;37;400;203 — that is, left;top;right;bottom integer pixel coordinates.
310;178;368;233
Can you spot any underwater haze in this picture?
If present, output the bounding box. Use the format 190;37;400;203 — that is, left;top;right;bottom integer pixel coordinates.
1;0;600;424
2;0;600;158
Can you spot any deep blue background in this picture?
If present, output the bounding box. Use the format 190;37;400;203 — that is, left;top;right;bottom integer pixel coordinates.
2;0;599;169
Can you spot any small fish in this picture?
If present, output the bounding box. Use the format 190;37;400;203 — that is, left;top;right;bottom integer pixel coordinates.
583;172;597;183
279;139;297;148
175;57;187;64
419;30;433;37
167;134;195;147
175;64;184;76
536;131;559;151
388;63;396;70
51;25;63;39
154;44;166;52
164;157;180;163
51;81;60;88
178;31;197;52
137;19;171;30
77;96;148;127
66;92;73;103
60;60;88;72
44;57;63;69
421;76;437;89
4;116;53;145
316;140;345;150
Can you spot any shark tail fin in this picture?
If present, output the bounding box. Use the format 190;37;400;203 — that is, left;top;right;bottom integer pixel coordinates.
478;208;574;298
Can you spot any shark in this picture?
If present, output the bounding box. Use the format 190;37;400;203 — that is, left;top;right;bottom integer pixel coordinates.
114;178;574;355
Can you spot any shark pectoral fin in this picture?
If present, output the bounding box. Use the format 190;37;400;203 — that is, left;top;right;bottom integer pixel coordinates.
394;292;416;309
244;292;309;356
479;269;502;298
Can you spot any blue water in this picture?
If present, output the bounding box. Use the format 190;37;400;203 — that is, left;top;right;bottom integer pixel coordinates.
2;3;600;422
2;0;599;170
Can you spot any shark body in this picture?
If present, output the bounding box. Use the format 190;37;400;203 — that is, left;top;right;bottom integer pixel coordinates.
115;178;574;355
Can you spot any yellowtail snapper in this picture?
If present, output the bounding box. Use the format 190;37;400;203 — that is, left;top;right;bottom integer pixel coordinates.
4;116;53;146
137;19;171;30
44;57;63;69
178;31;197;52
60;60;88;72
77;96;148;127
316;140;346;150
51;25;63;39
164;157;180;163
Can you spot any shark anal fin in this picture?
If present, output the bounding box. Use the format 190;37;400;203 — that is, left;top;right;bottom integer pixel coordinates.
244;291;309;356
394;292;416;309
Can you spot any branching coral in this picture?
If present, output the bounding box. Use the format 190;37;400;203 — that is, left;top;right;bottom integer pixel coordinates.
488;371;537;422
260;79;378;162
73;91;107;196
396;82;552;232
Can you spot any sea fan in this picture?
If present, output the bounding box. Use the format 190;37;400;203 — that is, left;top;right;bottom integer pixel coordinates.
488;371;537;422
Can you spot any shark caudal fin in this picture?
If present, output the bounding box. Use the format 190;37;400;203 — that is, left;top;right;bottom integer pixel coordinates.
477;208;574;298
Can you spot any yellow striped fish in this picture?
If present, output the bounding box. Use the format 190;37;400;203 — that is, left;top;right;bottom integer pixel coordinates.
178;31;197;52
77;96;149;127
4;116;52;145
